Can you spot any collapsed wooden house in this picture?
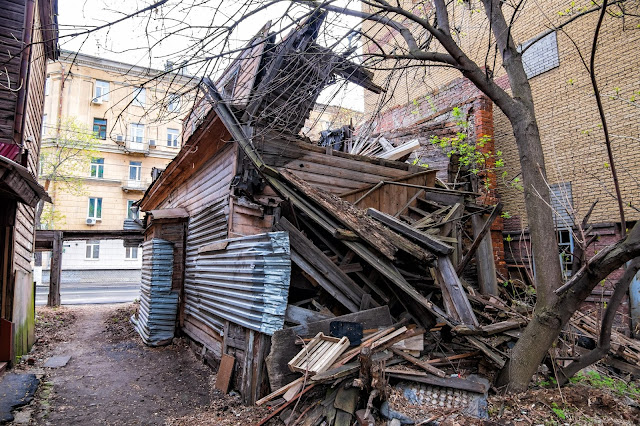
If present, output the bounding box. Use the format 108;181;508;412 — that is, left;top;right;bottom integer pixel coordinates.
134;11;510;412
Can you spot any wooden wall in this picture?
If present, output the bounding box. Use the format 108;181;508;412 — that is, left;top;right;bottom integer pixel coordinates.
341;171;437;216
256;134;423;195
0;0;26;145
14;0;48;276
157;143;237;214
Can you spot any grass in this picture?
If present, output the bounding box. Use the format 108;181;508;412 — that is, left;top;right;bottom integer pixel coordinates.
570;370;640;399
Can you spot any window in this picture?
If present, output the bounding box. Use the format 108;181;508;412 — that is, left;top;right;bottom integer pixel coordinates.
90;158;104;178
125;246;139;259
127;200;139;220
41;114;47;138
45;76;51;96
558;229;574;279
167;128;179;147
129;161;142;181
549;182;574;228
132;87;146;107
86;240;100;259
87;197;102;219
167;93;180;112
94;80;110;101
130;124;144;143
93;118;107;139
519;32;559;79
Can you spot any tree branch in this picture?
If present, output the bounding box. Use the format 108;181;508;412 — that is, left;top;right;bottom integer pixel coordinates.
557;258;640;385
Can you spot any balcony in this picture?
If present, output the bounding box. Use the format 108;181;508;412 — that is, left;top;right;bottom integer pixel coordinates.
122;179;150;192
112;135;159;155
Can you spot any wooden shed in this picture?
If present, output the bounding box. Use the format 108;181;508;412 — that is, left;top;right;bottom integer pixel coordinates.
136;11;447;404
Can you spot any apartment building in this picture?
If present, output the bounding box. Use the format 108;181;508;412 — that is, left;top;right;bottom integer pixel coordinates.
39;50;195;283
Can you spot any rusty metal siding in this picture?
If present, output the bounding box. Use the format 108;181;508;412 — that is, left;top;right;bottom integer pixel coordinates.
133;238;179;346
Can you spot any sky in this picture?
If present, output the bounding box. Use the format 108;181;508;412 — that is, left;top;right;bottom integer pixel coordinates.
57;0;366;111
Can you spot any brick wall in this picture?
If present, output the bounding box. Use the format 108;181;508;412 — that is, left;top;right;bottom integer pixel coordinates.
362;78;508;276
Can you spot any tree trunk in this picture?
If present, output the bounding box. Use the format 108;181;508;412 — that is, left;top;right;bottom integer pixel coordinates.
497;308;566;390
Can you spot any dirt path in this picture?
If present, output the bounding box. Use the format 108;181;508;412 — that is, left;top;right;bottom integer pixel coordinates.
27;304;213;425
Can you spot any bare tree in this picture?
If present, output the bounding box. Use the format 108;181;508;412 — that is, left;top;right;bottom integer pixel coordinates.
37;117;99;229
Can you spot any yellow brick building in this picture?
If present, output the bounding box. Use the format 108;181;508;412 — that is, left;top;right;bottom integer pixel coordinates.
39;50;195;283
362;0;640;230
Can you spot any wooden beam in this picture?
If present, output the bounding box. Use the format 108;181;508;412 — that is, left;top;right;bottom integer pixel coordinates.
390;348;446;377
455;202;502;276
276;217;369;309
47;231;62;307
386;372;488;394
434;256;478;327
285;304;334;325
367;208;453;255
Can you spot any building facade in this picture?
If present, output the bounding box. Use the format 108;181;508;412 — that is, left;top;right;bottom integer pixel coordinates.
360;1;640;332
39;51;195;283
0;0;58;362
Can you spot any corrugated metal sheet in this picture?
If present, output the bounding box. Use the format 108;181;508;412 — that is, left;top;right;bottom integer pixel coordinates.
184;198;230;334
185;232;291;335
123;219;144;230
0;143;20;161
132;238;179;346
183;198;291;335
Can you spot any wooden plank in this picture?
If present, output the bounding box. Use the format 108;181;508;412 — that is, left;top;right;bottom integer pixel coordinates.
466;336;506;368
434;256;478;327
366;208;453;255
215;354;236;393
390;348;446;377
426;351;481;365
266;306;393;391
387;373;488;394
456;203;502;277
282;381;303;401
373;327;426;353
285;304;334;325
279;170;431;262
255;376;305;406
289;250;359;313
277;217;366;307
481;319;526;336
391;334;424;351
371;326;408;349
377;139;420;160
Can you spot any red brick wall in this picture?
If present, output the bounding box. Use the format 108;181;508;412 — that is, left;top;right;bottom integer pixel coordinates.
361;78;508;279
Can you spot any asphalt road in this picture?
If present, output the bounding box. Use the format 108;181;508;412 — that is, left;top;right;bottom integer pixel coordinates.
36;283;141;306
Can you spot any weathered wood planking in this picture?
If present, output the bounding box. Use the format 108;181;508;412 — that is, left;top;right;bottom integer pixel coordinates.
141;115;232;211
341;171;436;215
157;144;236;213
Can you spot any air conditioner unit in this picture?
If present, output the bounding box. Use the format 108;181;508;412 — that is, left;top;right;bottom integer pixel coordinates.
115;135;124;145
92;97;103;105
149;139;156;148
86;218;96;225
